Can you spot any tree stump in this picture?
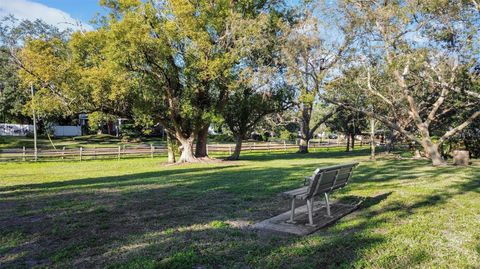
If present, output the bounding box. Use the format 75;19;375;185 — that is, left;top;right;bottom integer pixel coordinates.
453;150;470;166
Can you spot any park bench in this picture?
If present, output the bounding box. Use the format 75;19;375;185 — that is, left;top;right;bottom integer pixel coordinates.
281;162;359;226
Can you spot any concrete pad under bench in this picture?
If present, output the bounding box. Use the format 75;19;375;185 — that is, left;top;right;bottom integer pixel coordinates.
252;200;361;235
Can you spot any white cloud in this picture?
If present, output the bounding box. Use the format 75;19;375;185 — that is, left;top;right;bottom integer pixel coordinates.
0;0;93;31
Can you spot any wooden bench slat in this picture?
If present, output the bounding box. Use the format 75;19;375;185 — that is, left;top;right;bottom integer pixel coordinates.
281;162;359;226
282;187;308;198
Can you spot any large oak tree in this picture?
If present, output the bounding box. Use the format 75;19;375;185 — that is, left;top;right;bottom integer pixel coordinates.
332;0;480;165
99;0;286;162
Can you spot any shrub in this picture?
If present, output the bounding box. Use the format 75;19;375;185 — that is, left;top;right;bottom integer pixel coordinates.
208;133;234;142
120;124;141;138
251;133;263;141
279;130;296;142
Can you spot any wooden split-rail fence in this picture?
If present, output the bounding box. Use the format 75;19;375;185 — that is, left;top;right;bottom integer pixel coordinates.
0;141;351;162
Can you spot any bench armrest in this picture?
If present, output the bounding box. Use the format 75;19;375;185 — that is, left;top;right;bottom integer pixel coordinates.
304;176;312;186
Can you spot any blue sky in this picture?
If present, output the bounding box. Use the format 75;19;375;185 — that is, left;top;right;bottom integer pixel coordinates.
0;0;301;25
0;0;105;31
33;0;106;22
0;0;303;31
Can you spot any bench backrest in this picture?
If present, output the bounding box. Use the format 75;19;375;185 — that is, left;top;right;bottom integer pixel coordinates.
306;163;359;198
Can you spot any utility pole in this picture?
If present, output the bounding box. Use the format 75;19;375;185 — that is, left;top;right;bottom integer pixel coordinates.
31;84;37;161
0;83;5;135
370;117;376;161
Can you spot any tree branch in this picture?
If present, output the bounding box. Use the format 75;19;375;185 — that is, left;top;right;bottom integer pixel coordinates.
438;110;480;144
308;107;339;138
451;87;480;100
364;68;393;106
326;98;420;143
425;86;449;126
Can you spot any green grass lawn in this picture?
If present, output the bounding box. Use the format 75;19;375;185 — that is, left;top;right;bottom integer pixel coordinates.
0;149;479;268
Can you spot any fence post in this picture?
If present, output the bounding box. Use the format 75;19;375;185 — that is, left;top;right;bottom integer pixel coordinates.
62;147;65;160
206;144;209;155
79;147;83;161
123;145;126;158
22;146;26;161
249;144;252;152
284;141;287;153
253;143;256;150
150;144;154;158
118;146;121;160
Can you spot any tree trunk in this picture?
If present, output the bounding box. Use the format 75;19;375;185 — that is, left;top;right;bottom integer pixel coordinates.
415;123;446;166
227;135;243;160
298;137;309;153
178;136;197;163
346;134;350;152
296;105;336;154
298;102;311;154
166;132;176;163
420;139;446;166
370;118;376;161
350;132;355;150
387;128;395;153
195;125;209;158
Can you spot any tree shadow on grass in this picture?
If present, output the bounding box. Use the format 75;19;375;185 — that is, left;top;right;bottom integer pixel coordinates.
272;180;479;269
0;163;325;267
368;174;480;221
238;148;377;162
0;157;478;268
0;165;240;194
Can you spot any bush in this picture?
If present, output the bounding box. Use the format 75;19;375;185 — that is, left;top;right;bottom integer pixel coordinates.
121;135;131;143
121;136;142;143
263;132;271;142
208;133;234;142
251;133;263;141
463;122;480;158
120;124;141;138
465;138;479;158
442;120;480;159
279;130;296;142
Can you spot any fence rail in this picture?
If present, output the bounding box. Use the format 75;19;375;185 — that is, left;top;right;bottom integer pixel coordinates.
0;141;358;162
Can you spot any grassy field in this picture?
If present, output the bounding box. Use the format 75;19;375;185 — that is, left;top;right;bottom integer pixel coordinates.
0;149;479;268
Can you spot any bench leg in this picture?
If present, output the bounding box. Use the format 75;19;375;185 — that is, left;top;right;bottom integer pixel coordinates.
310;197;319;216
286;198;296;223
324;193;332;217
306;198;315;226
